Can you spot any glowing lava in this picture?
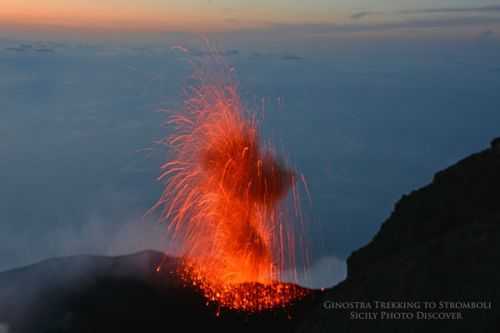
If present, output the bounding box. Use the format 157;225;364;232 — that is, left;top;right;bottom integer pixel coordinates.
154;66;308;312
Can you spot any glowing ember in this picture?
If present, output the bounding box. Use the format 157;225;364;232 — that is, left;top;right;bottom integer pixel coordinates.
181;260;308;312
153;61;308;311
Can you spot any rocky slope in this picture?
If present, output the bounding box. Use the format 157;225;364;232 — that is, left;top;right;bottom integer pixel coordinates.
298;138;500;332
1;138;499;332
0;251;317;333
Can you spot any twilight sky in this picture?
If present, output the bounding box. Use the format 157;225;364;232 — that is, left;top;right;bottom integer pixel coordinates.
1;1;500;289
2;0;500;32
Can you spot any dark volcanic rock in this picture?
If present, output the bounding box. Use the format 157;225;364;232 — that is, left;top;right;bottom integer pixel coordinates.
0;251;316;333
2;139;500;332
349;146;500;279
298;141;500;332
492;137;500;155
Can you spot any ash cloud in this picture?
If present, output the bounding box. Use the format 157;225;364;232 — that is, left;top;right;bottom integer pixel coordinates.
399;5;500;15
249;51;305;61
0;213;172;272
270;16;500;35
351;5;500;22
2;42;59;54
4;47;26;53
1;36;500;295
351;11;375;20
35;47;55;53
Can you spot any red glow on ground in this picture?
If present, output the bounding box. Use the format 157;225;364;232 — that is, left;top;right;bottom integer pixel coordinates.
154;62;308;312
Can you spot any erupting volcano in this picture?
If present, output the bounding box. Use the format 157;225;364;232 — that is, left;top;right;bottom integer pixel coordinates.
153;63;308;312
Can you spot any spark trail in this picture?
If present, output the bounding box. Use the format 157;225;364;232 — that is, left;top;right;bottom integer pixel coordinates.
154;61;308;312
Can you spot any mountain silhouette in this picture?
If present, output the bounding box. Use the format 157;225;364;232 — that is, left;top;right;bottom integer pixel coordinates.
1;138;499;332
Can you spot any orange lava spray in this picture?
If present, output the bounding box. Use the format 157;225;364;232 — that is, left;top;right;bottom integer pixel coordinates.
154;57;308;312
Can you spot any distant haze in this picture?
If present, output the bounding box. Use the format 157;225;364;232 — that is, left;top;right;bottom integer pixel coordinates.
1;6;500;288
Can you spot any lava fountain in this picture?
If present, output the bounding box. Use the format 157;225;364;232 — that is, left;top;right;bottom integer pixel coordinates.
154;62;308;312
